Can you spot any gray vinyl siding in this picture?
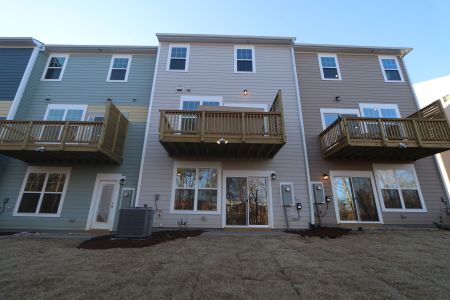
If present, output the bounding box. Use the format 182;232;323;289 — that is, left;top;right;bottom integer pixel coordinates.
138;42;310;229
0;51;155;231
295;51;448;226
0;48;32;101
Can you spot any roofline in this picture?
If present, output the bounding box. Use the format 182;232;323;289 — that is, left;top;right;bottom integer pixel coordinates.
294;43;412;57
44;44;158;54
0;37;44;48
157;33;296;45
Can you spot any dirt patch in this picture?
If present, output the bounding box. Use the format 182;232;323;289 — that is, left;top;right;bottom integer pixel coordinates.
78;230;204;250
286;226;352;238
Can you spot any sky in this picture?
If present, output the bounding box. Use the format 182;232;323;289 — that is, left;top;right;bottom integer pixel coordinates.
1;0;449;83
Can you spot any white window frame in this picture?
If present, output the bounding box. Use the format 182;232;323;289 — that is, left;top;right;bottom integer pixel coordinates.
320;108;360;130
44;104;88;121
318;53;342;80
234;45;256;73
359;103;401;118
330;170;384;224
179;95;223;109
170;161;222;214
13;166;71;217
373;164;427;213
378;55;404;82
166;44;190;72
106;55;132;82
41;54;69;81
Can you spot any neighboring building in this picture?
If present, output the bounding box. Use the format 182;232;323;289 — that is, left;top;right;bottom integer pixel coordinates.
136;34;311;229
414;75;450;202
0;42;157;231
295;44;450;226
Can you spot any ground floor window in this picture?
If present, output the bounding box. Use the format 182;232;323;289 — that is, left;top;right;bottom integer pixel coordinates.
171;162;221;213
14;167;71;217
373;164;426;212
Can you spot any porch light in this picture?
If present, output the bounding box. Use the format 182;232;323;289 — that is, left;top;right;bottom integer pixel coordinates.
335;96;341;102
322;173;329;180
216;138;228;145
243;89;248;96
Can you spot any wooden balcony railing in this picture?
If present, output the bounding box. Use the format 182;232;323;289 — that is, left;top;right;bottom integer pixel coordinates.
159;90;286;158
320;100;450;160
0;101;128;164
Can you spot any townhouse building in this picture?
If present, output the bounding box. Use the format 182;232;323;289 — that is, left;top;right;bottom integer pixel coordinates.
0;42;156;231
295;44;450;226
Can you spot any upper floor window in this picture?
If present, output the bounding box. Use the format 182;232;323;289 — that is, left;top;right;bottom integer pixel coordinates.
359;103;400;118
378;56;404;82
167;44;189;71
107;55;132;82
44;104;87;121
42;54;69;81
234;45;255;73
320;108;360;129
318;53;341;80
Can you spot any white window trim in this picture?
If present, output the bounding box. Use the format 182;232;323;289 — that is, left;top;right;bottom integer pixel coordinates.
372;164;427;213
179;95;223;109
166;44;190;72
330;170;384;224
106;55;132;82
41;54;69;81
318;53;342;80
319;108;360;130
378;55;405;82
234;45;256;73
44;104;88;121
170;161;222;214
13;166;71;217
359;103;401;118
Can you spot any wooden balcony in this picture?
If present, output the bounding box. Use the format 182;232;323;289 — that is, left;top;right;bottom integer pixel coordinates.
159;90;286;158
320;101;450;161
0;102;128;164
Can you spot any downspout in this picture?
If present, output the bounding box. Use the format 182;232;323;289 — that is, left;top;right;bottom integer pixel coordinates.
135;45;161;206
7;40;44;120
290;46;315;226
402;55;450;204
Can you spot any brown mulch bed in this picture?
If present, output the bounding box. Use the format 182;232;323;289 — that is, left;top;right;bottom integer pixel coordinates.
286;226;352;238
78;230;204;250
0;232;17;236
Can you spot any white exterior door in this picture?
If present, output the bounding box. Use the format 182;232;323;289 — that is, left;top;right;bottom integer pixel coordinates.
87;174;122;230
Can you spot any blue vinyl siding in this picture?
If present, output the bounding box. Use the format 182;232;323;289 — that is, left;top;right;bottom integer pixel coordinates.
0;48;33;101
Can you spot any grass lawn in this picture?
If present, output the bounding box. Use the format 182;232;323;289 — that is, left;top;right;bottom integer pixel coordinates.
0;229;449;299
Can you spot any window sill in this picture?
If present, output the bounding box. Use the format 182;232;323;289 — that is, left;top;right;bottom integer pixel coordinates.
381;208;427;213
13;213;61;218
106;79;128;83
321;77;342;81
41;78;63;82
170;210;221;215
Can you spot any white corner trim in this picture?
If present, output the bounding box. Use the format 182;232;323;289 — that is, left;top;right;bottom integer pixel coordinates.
234;45;256;73
378;55;405;82
166;43;190;72
317;53;342;80
291;46;315;225
13;166;72;218
135;45;161;206
41;53;69;81
7;46;41;120
106;54;132;82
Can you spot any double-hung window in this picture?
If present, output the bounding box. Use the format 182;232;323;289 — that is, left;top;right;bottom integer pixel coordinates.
167;44;189;71
359;103;402;139
359;103;400;118
42;104;87;142
107;55;132;81
14;167;71;216
373;164;426;212
235;45;255;72
172;162;221;213
379;56;404;82
42;54;69;81
318;53;341;80
320;108;360;129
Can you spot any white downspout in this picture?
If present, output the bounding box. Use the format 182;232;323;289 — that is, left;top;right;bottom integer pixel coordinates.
290;46;315;226
7;41;44;120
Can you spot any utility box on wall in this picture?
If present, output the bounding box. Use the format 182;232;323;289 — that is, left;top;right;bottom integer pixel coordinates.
280;183;294;207
312;183;325;204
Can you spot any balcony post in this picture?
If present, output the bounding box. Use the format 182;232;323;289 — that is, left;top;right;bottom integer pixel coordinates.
59;121;70;150
21;121;33;149
241;112;246;142
378;119;387;146
159;110;165;135
412;120;423;147
201;111;205;142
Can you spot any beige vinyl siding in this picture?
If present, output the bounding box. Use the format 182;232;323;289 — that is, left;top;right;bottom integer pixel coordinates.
138;42;310;229
296;51;448;226
0;101;12;117
87;105;148;122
